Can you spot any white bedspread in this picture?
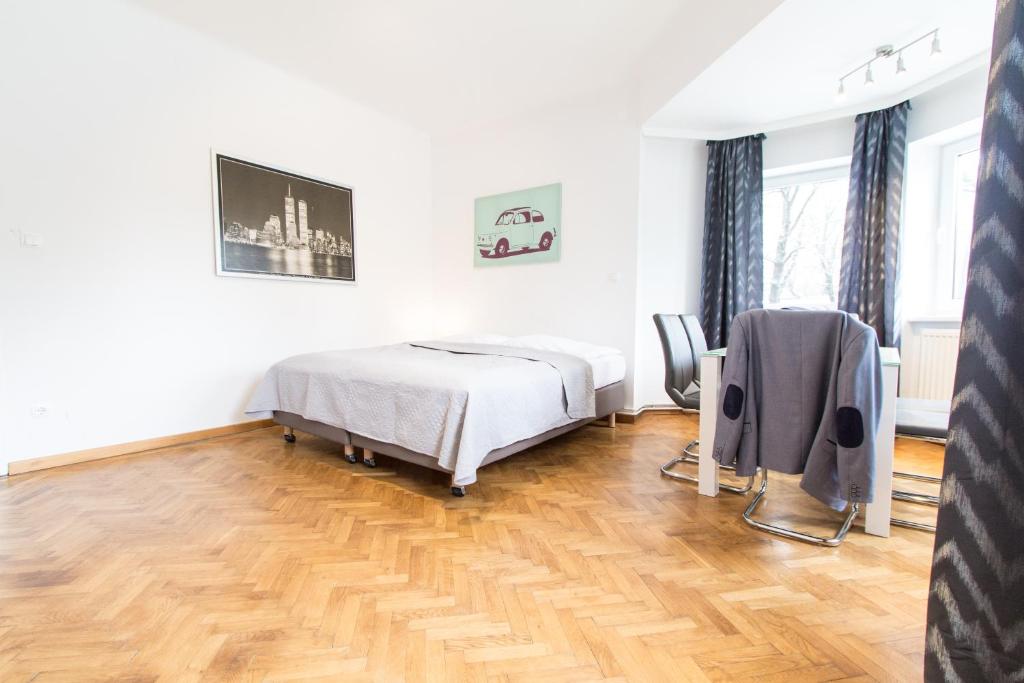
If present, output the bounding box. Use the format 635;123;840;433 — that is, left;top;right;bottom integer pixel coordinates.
245;343;593;485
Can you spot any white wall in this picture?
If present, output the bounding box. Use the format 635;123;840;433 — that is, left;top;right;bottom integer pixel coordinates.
906;68;988;143
764;118;854;172
633;138;707;408
0;0;434;470
430;99;642;407
421;0;786;414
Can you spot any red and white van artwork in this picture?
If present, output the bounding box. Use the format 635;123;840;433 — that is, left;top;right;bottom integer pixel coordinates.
477;206;557;258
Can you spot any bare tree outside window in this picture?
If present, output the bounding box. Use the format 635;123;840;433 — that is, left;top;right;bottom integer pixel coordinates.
763;174;848;308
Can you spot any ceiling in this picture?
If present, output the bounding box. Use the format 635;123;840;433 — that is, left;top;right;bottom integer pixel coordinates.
644;0;997;139
130;0;779;137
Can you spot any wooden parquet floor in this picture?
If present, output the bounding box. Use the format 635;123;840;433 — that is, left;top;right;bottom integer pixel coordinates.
0;415;942;682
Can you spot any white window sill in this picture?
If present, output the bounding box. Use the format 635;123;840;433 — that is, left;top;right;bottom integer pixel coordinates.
905;315;962;324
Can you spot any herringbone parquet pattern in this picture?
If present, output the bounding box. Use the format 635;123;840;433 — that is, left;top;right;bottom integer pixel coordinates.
0;415;940;682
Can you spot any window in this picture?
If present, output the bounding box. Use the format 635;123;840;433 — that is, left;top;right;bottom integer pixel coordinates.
762;167;849;308
495;211;514;226
943;139;980;301
514;211;529;224
531;210;544;223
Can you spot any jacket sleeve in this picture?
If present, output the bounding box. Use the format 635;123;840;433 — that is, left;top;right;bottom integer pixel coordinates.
712;317;748;469
835;328;883;504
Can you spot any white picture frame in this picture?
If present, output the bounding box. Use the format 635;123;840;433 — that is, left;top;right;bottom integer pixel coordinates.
211;150;357;284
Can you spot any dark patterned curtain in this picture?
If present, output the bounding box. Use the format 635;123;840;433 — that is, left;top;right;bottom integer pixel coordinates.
837;101;910;348
700;134;765;349
925;3;1024;680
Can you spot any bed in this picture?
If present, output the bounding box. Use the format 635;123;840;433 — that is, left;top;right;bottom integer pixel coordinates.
246;334;626;495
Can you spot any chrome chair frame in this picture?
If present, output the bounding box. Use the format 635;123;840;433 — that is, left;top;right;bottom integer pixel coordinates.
654;313;755;496
891;470;939;532
890;402;948;532
742;470;859;547
660;439;755;494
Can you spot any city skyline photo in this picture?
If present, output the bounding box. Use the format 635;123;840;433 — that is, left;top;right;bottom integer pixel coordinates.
214;154;355;282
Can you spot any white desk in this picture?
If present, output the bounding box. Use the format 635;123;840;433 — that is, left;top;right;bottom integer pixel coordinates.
697;347;901;538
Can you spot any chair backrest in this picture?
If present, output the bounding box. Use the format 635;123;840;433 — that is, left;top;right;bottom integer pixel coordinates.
653;314;695;408
681;314;708;383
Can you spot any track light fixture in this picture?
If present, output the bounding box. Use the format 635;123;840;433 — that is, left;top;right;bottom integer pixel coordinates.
835;29;940;98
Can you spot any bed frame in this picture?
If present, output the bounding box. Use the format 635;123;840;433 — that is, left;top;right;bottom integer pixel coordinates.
273;380;626;496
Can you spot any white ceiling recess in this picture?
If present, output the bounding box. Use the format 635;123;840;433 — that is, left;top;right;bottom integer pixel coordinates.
129;0;782;137
644;0;997;140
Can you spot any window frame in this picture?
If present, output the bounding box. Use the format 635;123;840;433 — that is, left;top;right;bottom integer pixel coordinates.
936;134;981;312
764;164;849;192
761;163;850;309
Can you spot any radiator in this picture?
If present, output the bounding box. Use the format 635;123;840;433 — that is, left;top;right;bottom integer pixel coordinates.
912;328;960;400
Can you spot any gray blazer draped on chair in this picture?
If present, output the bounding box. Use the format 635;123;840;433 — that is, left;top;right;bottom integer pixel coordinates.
711;309;882;511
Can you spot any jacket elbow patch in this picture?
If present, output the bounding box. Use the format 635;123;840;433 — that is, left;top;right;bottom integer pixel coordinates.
723;384;743;419
836;407;864;448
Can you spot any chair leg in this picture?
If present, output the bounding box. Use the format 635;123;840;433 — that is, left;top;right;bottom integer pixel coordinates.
892;517;937;532
892;490;939;505
891;471;939;532
660;440;755;494
742;470;859;547
894;471;941;483
450;475;467;497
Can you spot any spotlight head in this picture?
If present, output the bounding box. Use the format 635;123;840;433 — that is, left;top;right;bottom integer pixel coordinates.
931;31;942;56
836;79;846;102
864;64;875;86
896;52;907;75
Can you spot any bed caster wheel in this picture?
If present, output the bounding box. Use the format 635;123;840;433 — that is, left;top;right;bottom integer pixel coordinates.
363;457;377;468
283;433;296;443
451;486;466;497
344;454;357;464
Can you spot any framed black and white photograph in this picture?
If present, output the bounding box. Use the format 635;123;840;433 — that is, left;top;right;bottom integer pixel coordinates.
212;153;355;283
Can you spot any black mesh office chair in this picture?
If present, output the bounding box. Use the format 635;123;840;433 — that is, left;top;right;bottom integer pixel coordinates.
653;313;753;494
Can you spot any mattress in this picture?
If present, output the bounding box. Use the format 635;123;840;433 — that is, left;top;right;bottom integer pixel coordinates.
591;353;626;389
443;332;626;389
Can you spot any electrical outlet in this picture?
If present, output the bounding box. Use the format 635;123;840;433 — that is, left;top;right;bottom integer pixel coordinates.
30;405;49;418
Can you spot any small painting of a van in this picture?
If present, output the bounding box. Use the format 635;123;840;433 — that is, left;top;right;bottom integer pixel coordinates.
477;206;557;258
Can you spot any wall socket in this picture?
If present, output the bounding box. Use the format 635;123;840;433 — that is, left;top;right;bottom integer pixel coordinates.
30;405;49;418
